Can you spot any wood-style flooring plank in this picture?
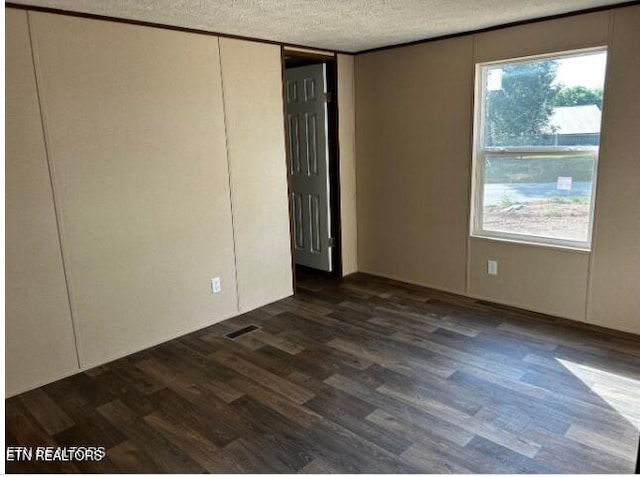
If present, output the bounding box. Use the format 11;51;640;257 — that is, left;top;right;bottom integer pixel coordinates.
5;270;639;473
143;410;241;472
107;440;163;473
19;388;75;435
97;400;205;473
211;349;315;404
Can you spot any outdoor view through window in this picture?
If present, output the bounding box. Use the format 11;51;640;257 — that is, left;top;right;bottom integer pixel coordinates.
473;49;607;247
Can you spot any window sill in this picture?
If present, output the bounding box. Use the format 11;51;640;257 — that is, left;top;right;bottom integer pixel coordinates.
470;234;592;253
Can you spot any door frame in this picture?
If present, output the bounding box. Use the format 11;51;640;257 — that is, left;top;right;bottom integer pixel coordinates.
281;47;343;286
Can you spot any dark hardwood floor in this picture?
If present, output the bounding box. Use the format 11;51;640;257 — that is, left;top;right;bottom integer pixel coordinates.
5;271;640;473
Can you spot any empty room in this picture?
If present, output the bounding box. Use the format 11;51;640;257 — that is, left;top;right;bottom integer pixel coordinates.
4;0;640;473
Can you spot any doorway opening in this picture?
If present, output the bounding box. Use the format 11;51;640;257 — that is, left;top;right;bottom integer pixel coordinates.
282;50;342;287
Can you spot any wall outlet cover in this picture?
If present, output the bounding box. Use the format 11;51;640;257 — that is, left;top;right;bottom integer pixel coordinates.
488;260;498;276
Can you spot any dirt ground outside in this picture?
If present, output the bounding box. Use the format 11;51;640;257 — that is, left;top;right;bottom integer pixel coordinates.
483;200;590;242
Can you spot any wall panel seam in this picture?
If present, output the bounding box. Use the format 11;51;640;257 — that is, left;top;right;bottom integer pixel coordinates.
26;11;82;369
217;37;242;314
351;54;359;274
465;35;478;296
583;9;617;325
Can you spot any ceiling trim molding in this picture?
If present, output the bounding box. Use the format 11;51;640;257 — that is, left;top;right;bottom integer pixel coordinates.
4;1;353;55
357;0;640;55
6;0;640;55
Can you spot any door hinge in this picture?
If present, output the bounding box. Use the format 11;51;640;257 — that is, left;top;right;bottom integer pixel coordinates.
328;237;337;247
324;92;333;103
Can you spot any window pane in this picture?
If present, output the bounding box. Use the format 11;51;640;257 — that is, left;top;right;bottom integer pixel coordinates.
482;154;595;242
484;51;607;148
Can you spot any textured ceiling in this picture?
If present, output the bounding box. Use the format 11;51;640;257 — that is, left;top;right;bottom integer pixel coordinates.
9;0;626;52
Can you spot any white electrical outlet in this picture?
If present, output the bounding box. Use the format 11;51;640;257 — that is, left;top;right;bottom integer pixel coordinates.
211;277;221;294
487;260;498;276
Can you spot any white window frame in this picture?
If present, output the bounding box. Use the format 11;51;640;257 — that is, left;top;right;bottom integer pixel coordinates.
470;47;607;251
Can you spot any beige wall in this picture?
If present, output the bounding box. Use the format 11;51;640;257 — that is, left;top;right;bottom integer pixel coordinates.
472;11;609;63
468;239;590;321
8;3;637;398
356;7;640;333
6;9;297;395
355;37;473;293
29;12;240;369
5;9;80;395
5;7;365;396
219;38;293;312
466;11;611;322
337;54;358;276
587;6;640;334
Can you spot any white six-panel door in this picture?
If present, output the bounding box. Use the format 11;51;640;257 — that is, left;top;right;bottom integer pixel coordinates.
286;64;332;272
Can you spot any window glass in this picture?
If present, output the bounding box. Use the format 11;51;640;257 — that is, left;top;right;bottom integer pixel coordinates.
473;49;607;247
